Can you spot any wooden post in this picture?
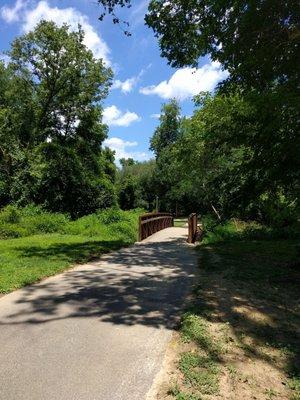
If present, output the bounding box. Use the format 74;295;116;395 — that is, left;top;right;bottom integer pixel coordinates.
187;213;198;244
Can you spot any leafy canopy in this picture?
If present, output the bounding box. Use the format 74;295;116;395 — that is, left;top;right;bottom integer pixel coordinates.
0;21;115;217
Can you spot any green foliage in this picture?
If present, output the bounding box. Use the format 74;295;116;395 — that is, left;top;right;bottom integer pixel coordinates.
117;159;157;211
181;312;221;356
0;205;68;238
0;207;141;293
0;205;141;240
150;99;181;157
148;99;193;214
93;1;299;227
146;1;299;90
0;205;21;224
176;312;222;398
201;218;300;245
179;352;219;395
167;90;299;223
0;21;115;216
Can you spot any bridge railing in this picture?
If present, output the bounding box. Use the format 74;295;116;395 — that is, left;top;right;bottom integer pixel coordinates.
138;212;174;241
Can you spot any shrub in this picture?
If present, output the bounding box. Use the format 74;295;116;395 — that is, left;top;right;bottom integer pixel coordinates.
24;213;69;234
0;205;21;224
201;217;300;245
0;206;142;240
0;223;28;239
97;208;129;224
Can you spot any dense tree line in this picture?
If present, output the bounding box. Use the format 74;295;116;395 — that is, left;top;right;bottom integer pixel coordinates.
0;21;116;217
114;0;299;224
1;2;299;227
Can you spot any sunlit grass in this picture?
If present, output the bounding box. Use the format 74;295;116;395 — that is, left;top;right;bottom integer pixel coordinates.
0;208;140;293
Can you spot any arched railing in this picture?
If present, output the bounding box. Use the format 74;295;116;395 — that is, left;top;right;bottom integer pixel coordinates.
138;212;174;241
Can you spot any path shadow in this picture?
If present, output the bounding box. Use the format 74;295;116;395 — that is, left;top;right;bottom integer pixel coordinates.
0;233;196;330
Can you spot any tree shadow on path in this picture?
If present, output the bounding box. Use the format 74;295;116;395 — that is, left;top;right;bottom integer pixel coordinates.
0;233;197;330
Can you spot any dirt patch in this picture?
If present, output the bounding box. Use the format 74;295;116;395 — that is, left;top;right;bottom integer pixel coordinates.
151;240;299;400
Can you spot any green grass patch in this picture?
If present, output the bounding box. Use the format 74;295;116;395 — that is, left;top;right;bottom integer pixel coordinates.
173;312;222;397
168;384;202;400
174;218;187;228
179;352;219;395
181;312;222;356
199;239;299;292
0;206;141;293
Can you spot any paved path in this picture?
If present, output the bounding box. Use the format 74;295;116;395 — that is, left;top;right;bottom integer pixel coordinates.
0;227;196;400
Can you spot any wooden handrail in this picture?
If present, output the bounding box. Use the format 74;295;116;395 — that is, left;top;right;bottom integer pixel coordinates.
140;216;173;224
138;212;174;241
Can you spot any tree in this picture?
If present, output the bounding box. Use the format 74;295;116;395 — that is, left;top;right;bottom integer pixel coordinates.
145;0;299;90
117;159;157;210
150;99;181;157
94;0;299;89
0;21;115;216
149;99;185;213
175;91;299;223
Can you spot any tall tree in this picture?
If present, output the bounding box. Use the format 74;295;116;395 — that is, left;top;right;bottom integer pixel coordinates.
150;99;181;158
175;91;299;223
0;21;115;216
149;99;185;213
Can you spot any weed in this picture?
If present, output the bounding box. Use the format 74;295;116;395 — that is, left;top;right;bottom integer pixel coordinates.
181;312;222;357
265;388;279;399
227;364;238;378
179;352;219;395
288;376;300;400
168;383;202;400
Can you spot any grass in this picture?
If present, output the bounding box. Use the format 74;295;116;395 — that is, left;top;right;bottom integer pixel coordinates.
174;218;187;228
0;206;141;293
169;311;222;399
166;219;300;400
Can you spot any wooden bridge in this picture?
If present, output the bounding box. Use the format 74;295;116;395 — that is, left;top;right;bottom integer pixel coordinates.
139;212;199;243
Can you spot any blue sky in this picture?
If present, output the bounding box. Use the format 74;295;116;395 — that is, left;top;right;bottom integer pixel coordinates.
0;0;228;162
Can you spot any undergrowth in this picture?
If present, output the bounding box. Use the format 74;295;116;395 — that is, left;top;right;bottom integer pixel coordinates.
201;216;300;244
0;205;142;239
0;205;142;293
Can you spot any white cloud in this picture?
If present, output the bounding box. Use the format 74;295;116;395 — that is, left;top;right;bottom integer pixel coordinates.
140;61;228;100
150;113;160;119
103;105;140;127
1;0;26;23
112;65;151;94
103;137;150;162
1;0;111;65
112;77;137;94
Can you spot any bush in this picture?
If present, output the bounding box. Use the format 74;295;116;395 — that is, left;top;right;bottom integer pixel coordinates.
97;208;126;224
201;217;300;245
0;205;21;224
24;213;69;234
0;205;142;240
0;223;28;239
